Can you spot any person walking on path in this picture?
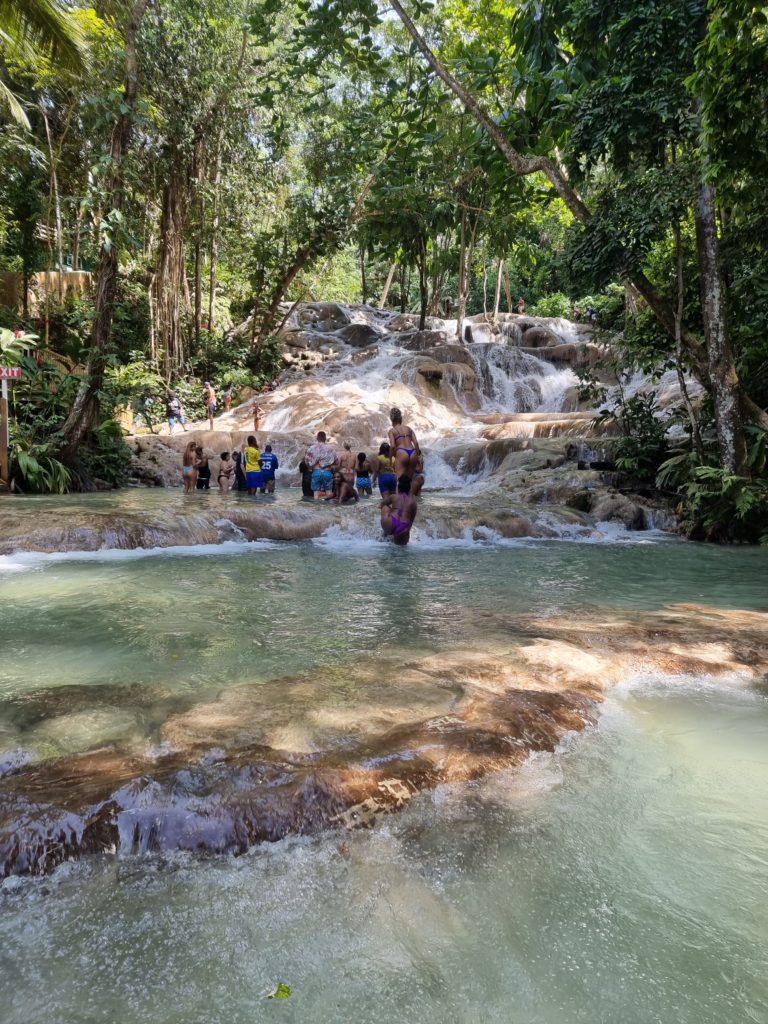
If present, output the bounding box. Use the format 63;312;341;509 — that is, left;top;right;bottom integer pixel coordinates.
253;403;264;433
203;381;217;430
166;393;187;434
304;431;337;499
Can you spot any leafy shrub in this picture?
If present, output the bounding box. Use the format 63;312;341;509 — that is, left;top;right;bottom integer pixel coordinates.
530;292;571;318
600;393;668;480
78;419;132;488
657;427;768;543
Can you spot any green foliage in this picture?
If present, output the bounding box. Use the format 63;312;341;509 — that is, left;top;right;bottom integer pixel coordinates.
657;428;768;543
77;419;132;488
600;393;669;480
10;435;71;493
530;292;570;318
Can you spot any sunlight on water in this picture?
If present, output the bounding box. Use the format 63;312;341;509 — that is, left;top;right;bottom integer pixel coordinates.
0;524;766;1023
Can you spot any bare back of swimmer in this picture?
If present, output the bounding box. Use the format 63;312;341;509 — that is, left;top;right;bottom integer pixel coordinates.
388;406;419;479
381;475;417;545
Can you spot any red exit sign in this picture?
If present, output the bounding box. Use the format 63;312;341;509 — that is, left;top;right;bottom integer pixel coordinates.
0;367;22;380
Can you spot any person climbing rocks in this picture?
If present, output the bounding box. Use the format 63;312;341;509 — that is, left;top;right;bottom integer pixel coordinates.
516;296;526;315
222;383;233;413
203;381;217;430
381;474;417;546
181;440;199;494
166;392;187;434
242;435;262;495
355;452;373;497
253;402;264;433
388;407;419;481
259;443;279;493
372;442;397;496
304;430;336;499
218;451;234;492
195;447;211;490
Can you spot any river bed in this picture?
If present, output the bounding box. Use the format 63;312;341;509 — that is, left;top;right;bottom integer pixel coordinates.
0;497;766;1022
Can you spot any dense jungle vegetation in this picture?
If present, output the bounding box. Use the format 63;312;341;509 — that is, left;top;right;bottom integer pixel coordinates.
0;0;766;539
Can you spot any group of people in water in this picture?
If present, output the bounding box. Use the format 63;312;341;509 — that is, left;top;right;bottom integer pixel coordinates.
179;407;423;545
181;439;279;495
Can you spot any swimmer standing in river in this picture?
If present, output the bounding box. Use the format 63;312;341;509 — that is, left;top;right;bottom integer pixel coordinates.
381;474;418;546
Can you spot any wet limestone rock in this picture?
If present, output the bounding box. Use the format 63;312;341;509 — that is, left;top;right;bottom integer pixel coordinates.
521;325;560;348
590;492;647;530
400;329;449;351
335;323;381;348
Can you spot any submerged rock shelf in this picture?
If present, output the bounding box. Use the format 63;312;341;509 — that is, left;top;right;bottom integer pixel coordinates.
1;604;765;877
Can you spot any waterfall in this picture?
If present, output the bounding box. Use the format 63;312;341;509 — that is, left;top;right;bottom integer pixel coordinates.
467;344;576;413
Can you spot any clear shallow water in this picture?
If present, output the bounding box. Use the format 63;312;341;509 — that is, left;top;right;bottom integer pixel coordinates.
1;684;766;1024
0;536;766;757
0;504;767;1022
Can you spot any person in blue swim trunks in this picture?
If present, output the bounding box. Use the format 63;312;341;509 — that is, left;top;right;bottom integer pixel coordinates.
259;443;279;493
355;452;372;497
388;406;420;480
304;430;337;499
372;442;397;496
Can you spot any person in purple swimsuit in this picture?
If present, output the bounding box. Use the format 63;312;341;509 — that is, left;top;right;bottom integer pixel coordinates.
381;474;418;546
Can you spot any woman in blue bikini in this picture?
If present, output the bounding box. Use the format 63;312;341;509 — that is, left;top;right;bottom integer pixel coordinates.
388;407;420;481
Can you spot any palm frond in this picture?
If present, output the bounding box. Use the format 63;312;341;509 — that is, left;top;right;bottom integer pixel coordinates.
0;75;29;128
0;0;87;72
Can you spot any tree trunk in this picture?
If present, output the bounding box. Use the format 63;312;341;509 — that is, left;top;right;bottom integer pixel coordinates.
672;222;704;462
379;262;396;308
503;262;511;313
456;211;467;343
360;246;367;304
155;160;189;375
194;235;202;346
418;235;429;331
493;258;503;322
208;150;221;332
59;0;149;461
399;265;407;313
694;178;747;474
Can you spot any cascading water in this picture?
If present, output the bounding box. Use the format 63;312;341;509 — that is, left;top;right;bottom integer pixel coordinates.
467;343;576;413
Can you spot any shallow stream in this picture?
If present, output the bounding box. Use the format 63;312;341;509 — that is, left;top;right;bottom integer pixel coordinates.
0;497;767;1023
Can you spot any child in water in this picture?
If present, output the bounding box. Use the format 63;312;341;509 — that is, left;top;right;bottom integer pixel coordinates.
299;459;314;498
355;452;372;497
381;474;417;546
